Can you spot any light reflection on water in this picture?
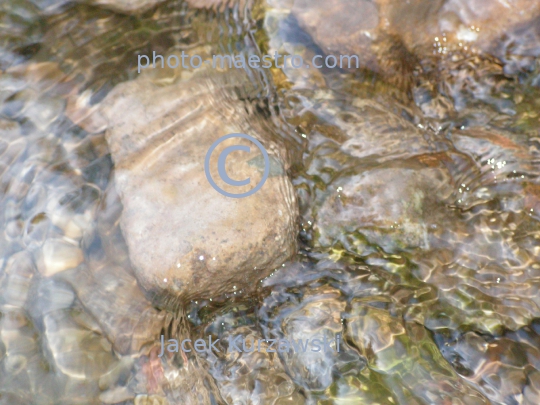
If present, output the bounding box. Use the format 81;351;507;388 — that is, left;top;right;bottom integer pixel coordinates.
1;0;540;404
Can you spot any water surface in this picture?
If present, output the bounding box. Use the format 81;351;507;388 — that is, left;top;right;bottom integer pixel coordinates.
1;0;540;404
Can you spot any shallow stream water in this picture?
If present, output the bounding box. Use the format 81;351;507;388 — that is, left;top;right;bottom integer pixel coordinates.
2;1;540;404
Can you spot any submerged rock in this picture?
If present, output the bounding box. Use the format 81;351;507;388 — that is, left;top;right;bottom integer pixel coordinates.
259;275;367;401
93;66;298;305
39;239;84;277
277;287;347;392
291;0;381;73
0;62;175;403
286;83;540;336
437;328;540;404
316;165;456;254
206;325;303;404
406;0;540;58
346;301;491;404
288;0;540;84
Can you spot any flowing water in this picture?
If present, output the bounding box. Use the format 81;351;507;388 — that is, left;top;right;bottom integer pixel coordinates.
1;0;540;404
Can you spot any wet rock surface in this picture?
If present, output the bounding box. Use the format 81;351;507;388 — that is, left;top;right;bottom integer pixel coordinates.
92;65;298;305
287;0;540;84
291;0;381;73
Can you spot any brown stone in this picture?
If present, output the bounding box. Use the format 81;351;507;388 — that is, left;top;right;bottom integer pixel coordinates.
290;0;540;85
94;68;298;305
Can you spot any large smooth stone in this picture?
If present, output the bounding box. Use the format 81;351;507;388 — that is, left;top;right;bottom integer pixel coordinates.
94;68;298;304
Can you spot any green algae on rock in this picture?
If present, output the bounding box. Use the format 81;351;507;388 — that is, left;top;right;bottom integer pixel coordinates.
345;301;491;405
285;82;540;337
